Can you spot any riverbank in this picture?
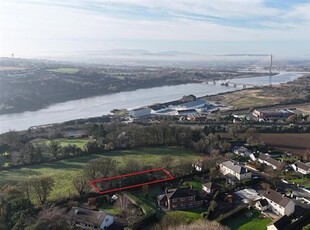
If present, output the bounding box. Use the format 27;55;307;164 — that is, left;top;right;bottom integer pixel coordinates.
0;72;304;134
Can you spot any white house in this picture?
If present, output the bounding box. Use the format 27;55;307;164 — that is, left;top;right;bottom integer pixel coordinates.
69;207;114;230
267;215;291;230
202;182;220;194
296;161;310;175
128;107;152;118
262;189;295;216
258;153;285;170
219;160;252;181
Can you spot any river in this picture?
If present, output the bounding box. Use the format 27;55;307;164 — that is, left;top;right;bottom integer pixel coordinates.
0;72;303;133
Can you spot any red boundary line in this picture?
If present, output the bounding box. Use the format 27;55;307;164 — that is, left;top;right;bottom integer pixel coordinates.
89;168;174;194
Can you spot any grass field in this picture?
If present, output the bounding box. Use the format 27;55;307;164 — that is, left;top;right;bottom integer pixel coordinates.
224;210;272;230
47;67;80;74
0;147;201;201
219;89;282;109
32;138;89;149
259;133;310;156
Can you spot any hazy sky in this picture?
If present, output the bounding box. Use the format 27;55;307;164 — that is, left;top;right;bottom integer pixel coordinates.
0;0;310;58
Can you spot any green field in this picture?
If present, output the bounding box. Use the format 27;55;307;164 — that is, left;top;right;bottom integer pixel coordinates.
0;147;201;201
32;138;89;149
47;67;80;74
288;177;310;187
166;209;203;224
224;210;272;230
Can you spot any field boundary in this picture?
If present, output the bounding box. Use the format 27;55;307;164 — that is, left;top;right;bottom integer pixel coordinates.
89;168;174;194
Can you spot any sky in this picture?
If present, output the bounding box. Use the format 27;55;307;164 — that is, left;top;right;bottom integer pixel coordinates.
0;0;310;58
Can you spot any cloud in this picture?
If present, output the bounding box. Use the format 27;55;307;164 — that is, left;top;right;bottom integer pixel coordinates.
0;0;309;57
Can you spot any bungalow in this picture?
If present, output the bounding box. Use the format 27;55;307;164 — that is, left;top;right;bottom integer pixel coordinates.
267;215;291;230
69;207;114;230
296;161;310;175
232;146;252;157
202;182;221;195
219;160;252;181
157;187;204;210
262;189;295;216
258;153;285;170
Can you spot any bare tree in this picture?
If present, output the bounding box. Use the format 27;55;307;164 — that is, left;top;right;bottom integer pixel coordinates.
31;176;54;204
72;173;88;196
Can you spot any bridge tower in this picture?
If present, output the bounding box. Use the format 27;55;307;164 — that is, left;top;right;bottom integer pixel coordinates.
269;54;273;86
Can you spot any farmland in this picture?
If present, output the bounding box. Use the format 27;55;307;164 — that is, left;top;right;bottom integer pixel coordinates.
259;133;310;155
0;147;202;201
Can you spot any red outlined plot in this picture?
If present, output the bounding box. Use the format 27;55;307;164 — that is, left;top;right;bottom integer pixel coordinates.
89;168;174;194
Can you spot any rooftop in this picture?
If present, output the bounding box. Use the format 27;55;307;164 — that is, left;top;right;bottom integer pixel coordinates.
166;187;195;200
221;160;248;174
263;189;291;208
69;207;109;226
296;161;310;171
268;215;291;229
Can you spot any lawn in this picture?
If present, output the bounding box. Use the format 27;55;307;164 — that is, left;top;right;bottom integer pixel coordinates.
288;177;310;187
182;180;203;190
0;147;201;202
224;210;272;230
98;202;122;216
47;67;80;74
166;209;203;224
31;138;89;150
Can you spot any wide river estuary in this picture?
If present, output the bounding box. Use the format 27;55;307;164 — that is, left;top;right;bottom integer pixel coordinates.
0;72;303;133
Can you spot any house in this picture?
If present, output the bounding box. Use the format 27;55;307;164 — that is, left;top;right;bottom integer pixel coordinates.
128;107;151;118
219;160;252;181
232;146;252;157
157;187;204;210
69;207;113;230
202;182;220;195
193;161;203;172
258;153;285;170
255;199;269;211
267;215;291;230
296;161;310;175
262;189;295;216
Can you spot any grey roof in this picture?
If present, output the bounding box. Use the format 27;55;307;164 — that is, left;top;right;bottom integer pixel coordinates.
178;99;206;108
296;161;310;171
161;187;195;200
263;190;291;208
269;215;291;229
259;154;284;168
258;153;268;161
203;182;220;190
69;207;109;226
265;157;285;168
221;161;248;174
